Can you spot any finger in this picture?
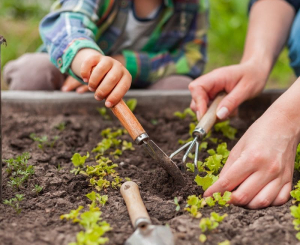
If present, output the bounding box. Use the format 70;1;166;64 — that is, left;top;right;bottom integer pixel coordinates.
61;76;82;92
230;172;275;207
246;179;283;209
271;182;291;206
204;155;252;197
88;57;113;92
105;73;131;107
219;145;244;178
94;65;123;100
76;85;89;93
216;79;251;120
81;55;101;83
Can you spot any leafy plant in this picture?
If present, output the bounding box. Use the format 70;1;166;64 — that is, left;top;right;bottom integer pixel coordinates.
195;174;218;191
214;120;237;140
219;240;231;245
199;234;207;243
122;141;135;151
199;212;227;232
4;153;34;190
30;133;59;150
174;197;180;212
71;152;90;175
126;99;137;112
174;108;196;121
97;107;111;120
32;184;43;194
3;194;25;214
86;191;108;208
54;122;66;131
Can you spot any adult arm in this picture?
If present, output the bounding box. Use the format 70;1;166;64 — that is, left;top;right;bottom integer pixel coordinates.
189;0;295;120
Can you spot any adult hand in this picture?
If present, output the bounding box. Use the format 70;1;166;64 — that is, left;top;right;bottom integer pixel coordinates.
61;76;89;93
204;104;299;209
189;60;269;121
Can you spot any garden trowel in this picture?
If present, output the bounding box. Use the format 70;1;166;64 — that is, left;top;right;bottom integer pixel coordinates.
111;100;185;186
121;181;174;245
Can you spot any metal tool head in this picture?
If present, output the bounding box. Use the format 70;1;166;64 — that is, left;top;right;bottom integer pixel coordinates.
142;139;185;186
125;223;174;245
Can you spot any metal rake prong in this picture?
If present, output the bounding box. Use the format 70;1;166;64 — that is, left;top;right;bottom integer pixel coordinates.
170;141;192;159
194;141;199;174
183;137;198;164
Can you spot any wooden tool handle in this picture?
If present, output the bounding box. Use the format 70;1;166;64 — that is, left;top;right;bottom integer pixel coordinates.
196;93;226;133
111;100;146;141
120;181;151;227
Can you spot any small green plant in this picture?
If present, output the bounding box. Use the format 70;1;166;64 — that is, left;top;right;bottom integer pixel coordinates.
3;194;25;214
97;107;111;120
71;152;90;175
219;240;231;245
199;212;227;232
199;234;207;243
86;191;108;208
30;133;59;150
174;197;180;212
4;153;34;190
214;120;237;140
54;122;66;131
126;98;137;112
32;184;43;194
195;174;218;191
122;141;135;151
174;108;196;120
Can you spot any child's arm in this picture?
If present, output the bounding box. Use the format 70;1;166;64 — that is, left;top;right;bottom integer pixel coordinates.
121;2;208;86
39;0;131;106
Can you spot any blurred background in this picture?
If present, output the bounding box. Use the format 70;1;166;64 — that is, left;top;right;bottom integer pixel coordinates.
0;0;296;89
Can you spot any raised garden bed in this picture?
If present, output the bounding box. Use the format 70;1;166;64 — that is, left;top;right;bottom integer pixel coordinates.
1;90;298;245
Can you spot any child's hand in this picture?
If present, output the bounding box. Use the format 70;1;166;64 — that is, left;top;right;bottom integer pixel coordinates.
61;76;89;93
72;49;131;108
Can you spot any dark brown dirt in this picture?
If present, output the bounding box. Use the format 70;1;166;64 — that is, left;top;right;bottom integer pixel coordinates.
0;107;299;245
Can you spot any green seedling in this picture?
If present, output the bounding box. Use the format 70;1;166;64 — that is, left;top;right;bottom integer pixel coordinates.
219;240;231;245
126;98;137;112
86;191;108;208
97;107;111;120
4;153;34;190
122;141;135;151
185;195;205;218
174;108;196;121
174;197;180;212
195;174;218;191
199;212;227;233
214;120;237;140
295;144;300;172
3;194;25;214
32;184;43;194
71;152;90;175
54;122;66;131
199;234;207;243
30;133;59;150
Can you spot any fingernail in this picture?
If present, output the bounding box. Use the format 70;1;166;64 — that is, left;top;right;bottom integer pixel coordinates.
83;78;88;83
89;86;95;92
95;95;103;101
217;107;229;120
61;86;68;92
196;111;201;121
105;101;112;108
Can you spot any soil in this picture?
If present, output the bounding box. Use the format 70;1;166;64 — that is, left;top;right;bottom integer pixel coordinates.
0;105;299;245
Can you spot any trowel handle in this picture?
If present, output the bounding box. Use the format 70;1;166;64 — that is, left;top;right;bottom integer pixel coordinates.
111;100;146;143
120;181;151;228
195;93;226;133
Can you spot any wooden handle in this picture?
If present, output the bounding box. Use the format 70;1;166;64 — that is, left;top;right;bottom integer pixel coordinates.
196;93;226;133
111;100;145;141
120;181;150;227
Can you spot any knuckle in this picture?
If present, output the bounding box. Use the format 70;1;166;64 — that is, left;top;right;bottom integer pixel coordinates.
107;74;118;82
219;178;230;189
267;162;281;175
273;196;289;206
233;192;249;206
95;90;105;98
256;198;271;208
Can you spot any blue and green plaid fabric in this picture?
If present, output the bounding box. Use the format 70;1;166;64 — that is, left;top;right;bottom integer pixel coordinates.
40;0;209;87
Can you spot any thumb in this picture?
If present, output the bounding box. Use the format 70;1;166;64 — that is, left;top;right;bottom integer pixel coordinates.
61;76;82;92
216;82;249;120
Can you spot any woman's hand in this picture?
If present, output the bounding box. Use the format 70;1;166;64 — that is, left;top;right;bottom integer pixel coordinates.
204;80;300;209
189;60;269;121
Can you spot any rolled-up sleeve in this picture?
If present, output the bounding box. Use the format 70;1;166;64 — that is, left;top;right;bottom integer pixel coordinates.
39;0;103;81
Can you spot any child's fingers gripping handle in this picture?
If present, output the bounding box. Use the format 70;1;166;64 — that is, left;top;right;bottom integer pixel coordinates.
111;100;146;142
196;93;227;133
120;181;151;228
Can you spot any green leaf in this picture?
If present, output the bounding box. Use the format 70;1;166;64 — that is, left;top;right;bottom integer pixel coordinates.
200;142;208;150
186;163;195;173
174;111;186;119
219;240;231;245
126;99;137;112
205;196;216;207
71;152;89;167
189;123;196;136
205;154;223;173
199;234;207;243
195;174;218;191
214;120;237;140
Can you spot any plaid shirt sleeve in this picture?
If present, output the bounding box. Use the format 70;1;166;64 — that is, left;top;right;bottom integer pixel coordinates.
122;2;208;86
39;0;103;82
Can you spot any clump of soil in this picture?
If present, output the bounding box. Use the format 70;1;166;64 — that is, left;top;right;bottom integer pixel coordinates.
0;107;298;245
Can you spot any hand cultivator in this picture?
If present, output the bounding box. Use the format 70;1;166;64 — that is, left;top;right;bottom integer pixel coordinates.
111;100;185;186
121;181;174;245
170;93;226;173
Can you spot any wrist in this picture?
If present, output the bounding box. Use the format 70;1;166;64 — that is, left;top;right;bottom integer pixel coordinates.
71;48;103;77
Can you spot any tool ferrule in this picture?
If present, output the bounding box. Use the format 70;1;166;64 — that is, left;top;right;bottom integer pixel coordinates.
192;128;206;140
135;133;149;145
